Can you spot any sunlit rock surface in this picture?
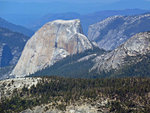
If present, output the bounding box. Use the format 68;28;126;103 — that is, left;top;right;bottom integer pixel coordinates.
91;32;150;73
11;19;93;77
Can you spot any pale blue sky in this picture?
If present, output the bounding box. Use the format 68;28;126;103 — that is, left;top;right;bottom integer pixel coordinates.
0;0;150;15
0;0;150;26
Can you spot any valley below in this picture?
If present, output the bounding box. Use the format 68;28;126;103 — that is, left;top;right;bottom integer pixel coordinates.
0;77;150;113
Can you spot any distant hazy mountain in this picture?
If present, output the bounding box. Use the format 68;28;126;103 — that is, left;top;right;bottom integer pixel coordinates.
0;66;14;80
0;17;34;37
29;9;149;35
88;13;150;50
80;9;149;35
0;27;30;79
0;27;29;67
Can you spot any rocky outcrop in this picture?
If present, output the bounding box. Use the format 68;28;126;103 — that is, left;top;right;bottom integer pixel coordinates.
21;104;99;113
11;19;93;77
91;32;150;74
0;77;42;99
88;13;150;50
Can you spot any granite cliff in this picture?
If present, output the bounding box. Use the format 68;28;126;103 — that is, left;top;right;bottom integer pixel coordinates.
91;32;150;74
31;31;150;78
11;19;93;77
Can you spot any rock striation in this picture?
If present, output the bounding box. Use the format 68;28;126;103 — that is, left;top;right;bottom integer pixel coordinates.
91;32;150;74
11;19;93;77
88;13;150;50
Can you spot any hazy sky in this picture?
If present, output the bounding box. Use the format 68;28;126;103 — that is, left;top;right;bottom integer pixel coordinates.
0;0;150;26
0;0;150;15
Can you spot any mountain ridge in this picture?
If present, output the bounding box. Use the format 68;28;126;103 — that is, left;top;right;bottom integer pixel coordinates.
88;13;150;50
29;9;149;35
0;27;30;79
0;27;30;67
0;17;34;37
91;31;150;76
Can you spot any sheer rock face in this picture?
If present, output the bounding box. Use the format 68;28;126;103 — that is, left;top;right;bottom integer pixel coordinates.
88;14;150;50
91;32;150;73
11;19;93;77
